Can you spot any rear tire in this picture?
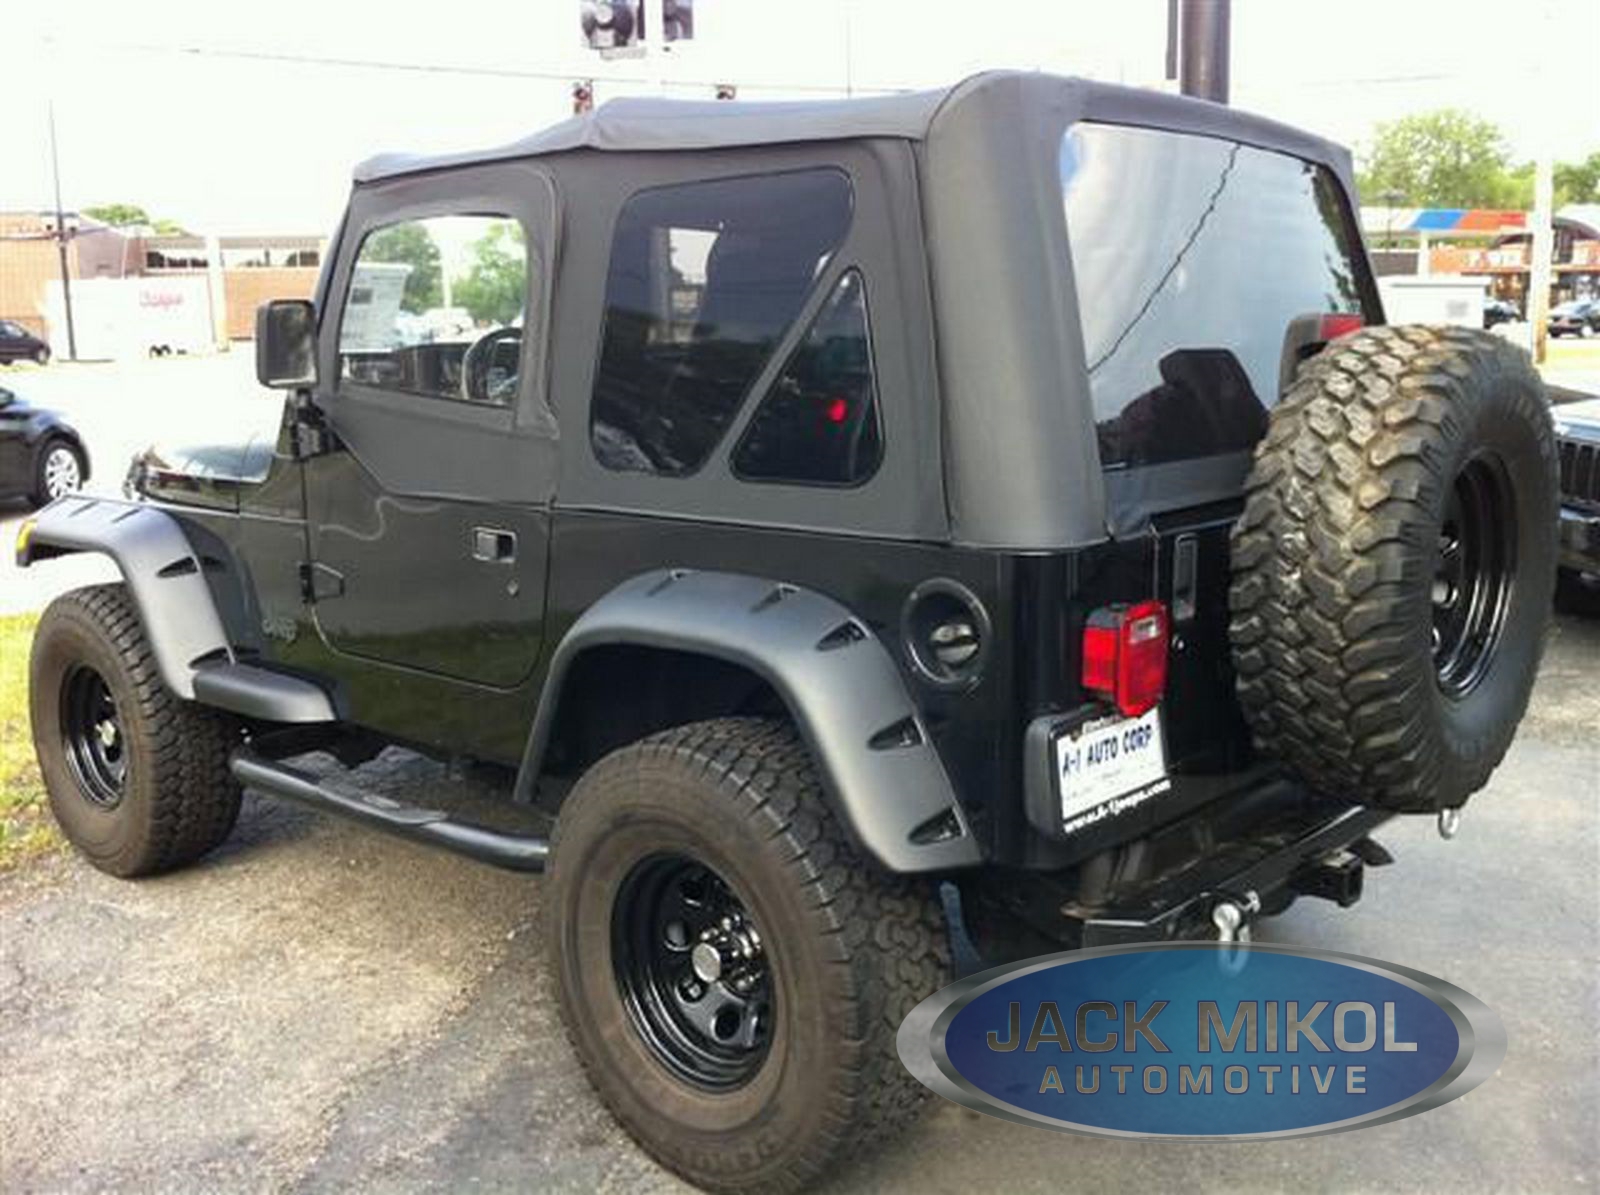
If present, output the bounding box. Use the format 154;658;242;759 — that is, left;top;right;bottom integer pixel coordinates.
30;584;242;877
1230;325;1558;813
546;717;948;1195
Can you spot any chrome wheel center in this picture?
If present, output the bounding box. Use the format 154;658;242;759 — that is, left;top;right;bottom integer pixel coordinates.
691;942;723;983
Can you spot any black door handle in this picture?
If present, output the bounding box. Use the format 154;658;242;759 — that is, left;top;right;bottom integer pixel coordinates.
471;527;517;563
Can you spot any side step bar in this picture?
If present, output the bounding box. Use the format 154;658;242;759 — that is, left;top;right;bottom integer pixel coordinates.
230;745;549;873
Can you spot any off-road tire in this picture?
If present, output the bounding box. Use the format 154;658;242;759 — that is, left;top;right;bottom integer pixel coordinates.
1230;325;1557;813
30;584;242;876
546;717;948;1195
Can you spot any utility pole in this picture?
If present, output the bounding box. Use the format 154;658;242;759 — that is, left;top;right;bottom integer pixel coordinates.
47;99;78;362
1529;152;1555;363
643;0;666;94
1177;0;1231;104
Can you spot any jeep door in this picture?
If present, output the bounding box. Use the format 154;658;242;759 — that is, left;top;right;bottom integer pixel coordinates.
302;163;558;690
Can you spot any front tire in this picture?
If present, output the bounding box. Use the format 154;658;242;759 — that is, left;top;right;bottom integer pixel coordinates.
546;718;948;1195
30;584;242;877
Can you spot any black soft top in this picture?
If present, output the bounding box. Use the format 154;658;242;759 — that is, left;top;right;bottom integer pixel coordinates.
354;71;1353;192
347;72;1366;551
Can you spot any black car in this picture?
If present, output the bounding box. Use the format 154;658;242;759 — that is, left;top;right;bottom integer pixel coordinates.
0;319;51;365
1553;394;1600;587
0;385;89;506
1483;296;1519;328
1549;298;1600;337
16;75;1560;1194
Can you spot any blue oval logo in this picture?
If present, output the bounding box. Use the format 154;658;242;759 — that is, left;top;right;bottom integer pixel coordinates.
897;943;1503;1139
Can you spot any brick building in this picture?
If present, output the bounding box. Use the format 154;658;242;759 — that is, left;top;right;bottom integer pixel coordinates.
0;213;323;350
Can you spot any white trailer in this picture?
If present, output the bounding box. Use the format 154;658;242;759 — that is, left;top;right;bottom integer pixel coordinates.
43;276;216;362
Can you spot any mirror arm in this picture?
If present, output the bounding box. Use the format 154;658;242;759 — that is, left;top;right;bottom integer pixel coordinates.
288;392;336;460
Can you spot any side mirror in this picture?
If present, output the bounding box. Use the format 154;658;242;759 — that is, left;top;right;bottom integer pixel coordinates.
256;300;318;389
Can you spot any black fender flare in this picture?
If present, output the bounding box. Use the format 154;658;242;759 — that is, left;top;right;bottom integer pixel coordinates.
18;495;335;722
516;569;982;873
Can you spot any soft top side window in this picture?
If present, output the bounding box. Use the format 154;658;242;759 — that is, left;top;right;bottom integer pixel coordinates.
338;214;527;406
733;269;883;487
589;169;854;477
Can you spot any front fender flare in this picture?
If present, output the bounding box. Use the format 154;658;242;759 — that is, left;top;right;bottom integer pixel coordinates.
517;569;982;874
19;495;235;699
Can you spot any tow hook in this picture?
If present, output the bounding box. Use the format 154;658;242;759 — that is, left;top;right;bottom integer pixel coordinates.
1437;807;1463;840
1211;890;1261;944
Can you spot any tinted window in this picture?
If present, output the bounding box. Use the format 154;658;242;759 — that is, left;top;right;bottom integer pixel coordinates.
339;214;527;405
734;269;882;486
591;170;853;476
1061;124;1367;469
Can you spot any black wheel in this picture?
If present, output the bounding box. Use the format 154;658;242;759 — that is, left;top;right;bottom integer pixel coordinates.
30;584;242;876
33;346;50;365
1231;325;1558;813
546;718;948;1195
31;439;84;505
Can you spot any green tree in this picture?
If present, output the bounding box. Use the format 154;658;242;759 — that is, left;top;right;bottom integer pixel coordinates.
1357;110;1518;207
453;222;526;326
82;203;151;227
1555;151;1600;206
362;222;442;314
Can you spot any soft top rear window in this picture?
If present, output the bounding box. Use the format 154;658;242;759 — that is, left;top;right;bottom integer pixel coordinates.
1061;123;1369;473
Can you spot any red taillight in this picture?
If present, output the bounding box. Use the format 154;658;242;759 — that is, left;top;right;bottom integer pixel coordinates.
1081;600;1169;718
824;396;850;424
1318;312;1365;342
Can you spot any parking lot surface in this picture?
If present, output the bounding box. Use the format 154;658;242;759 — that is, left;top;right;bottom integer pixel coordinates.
0;350;1595;1193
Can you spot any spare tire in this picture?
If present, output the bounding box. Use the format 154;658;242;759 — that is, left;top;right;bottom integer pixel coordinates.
1230;325;1558;813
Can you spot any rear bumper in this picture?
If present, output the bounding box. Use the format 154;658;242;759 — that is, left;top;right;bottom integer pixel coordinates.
1559;503;1600;573
1066;779;1393;947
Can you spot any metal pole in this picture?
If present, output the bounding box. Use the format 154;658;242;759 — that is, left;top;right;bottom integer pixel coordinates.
47;99;77;361
843;0;856;97
1529;153;1555;364
1179;0;1231;104
1165;0;1180;82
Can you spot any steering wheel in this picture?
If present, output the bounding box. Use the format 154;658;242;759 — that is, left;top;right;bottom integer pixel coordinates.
460;326;523;403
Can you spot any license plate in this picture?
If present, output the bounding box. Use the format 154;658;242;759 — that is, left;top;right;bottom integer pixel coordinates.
1053;707;1170;833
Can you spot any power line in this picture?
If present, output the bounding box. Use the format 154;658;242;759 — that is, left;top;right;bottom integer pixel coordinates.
41;36;912;96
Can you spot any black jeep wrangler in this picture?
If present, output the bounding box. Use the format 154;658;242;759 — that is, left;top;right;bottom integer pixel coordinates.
18;73;1557;1194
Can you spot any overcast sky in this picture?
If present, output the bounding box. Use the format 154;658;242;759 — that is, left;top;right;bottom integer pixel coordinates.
3;0;1596;236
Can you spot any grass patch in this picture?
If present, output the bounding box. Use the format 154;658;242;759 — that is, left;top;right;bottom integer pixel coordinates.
0;614;59;870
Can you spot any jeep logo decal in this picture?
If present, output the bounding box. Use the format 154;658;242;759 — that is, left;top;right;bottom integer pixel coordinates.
896;943;1503;1140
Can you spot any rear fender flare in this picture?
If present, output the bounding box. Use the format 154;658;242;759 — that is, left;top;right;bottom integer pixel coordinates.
518;569;982;873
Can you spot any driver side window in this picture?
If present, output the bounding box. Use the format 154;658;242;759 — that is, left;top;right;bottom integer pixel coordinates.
338;214;527;406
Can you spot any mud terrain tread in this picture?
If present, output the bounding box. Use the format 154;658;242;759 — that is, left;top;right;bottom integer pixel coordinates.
1229;325;1556;812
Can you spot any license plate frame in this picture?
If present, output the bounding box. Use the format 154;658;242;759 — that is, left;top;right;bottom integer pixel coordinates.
1051;706;1171;836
